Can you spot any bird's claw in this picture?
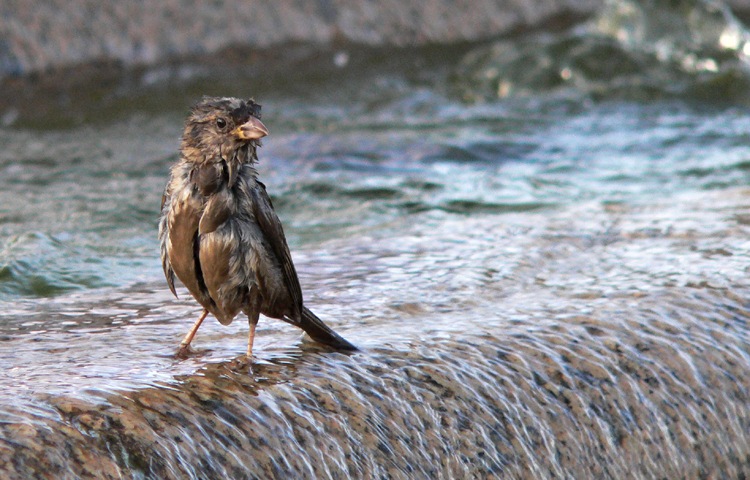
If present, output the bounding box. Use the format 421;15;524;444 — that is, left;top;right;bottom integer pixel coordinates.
226;354;254;372
175;344;192;359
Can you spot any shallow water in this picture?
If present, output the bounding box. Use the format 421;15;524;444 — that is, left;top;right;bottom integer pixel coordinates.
1;0;750;478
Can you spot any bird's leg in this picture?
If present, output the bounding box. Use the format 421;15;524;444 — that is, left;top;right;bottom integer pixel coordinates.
244;287;262;361
177;309;208;356
247;311;259;360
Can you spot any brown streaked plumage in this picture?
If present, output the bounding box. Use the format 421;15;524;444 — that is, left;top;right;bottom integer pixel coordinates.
159;96;356;358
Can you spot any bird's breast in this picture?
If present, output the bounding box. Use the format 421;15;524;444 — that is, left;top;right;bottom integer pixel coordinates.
191;161;228;197
199;188;235;235
165;162;265;319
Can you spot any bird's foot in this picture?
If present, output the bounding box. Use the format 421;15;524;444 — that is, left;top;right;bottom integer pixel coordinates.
226;354;254;373
175;343;193;359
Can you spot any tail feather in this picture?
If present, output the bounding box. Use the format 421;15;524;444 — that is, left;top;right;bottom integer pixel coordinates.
299;307;357;351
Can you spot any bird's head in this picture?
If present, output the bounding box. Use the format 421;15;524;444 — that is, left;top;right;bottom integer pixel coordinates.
180;96;269;168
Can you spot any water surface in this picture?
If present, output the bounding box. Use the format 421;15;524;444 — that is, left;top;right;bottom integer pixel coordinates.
1;0;750;477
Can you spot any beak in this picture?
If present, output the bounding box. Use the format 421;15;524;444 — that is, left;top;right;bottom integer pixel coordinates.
232;116;269;141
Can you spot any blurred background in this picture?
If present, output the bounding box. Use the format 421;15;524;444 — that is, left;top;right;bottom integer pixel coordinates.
1;0;750;298
1;1;750;477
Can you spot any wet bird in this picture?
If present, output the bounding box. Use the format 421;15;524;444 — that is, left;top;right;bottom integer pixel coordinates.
159;96;356;358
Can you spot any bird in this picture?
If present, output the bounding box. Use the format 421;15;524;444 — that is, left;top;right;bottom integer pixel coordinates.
159;96;356;359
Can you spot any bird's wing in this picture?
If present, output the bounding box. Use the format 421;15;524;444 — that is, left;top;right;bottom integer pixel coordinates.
250;180;304;319
158;185;177;297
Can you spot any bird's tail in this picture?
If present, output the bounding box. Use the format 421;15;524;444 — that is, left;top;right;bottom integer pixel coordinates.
299;307;357;351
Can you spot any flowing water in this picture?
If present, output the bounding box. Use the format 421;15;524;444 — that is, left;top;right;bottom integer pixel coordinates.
1;0;750;478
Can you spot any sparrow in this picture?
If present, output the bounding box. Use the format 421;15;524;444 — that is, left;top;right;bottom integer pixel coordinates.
159;96;356;359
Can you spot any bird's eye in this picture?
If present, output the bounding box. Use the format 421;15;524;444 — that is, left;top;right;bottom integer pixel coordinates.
216;118;227;129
